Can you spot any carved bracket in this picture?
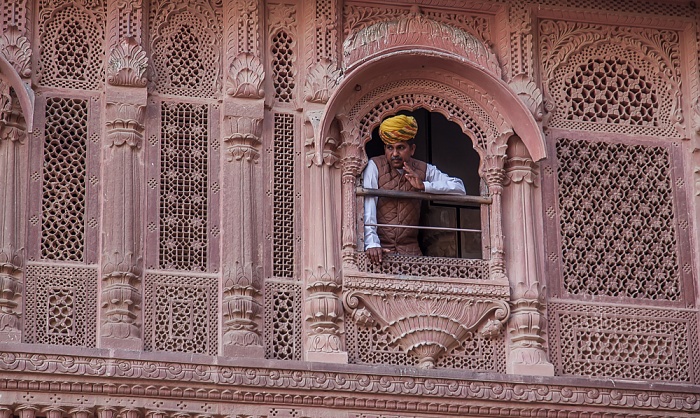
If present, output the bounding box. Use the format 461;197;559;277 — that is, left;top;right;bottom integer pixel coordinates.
0;25;31;78
343;275;510;368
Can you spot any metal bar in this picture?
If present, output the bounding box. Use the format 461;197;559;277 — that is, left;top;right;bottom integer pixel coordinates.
356;187;492;205
364;223;482;233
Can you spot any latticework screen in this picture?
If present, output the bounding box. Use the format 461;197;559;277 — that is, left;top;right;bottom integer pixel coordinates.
41;97;88;262
272;113;296;279
144;273;218;355
158;102;210;272
24;264;97;348
264;281;302;361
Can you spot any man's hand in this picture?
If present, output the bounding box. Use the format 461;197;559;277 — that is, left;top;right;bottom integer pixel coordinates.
367;247;390;264
403;162;425;191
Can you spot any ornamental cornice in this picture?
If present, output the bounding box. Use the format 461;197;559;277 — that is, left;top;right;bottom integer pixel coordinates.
535;5;695;30
0;350;698;415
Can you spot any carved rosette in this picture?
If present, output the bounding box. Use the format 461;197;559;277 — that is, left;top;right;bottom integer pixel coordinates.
0;25;32;78
304;59;341;104
107;37;148;87
222;262;262;346
306;266;344;354
101;252;142;339
223;114;263;162
343;276;510;368
227;53;265;99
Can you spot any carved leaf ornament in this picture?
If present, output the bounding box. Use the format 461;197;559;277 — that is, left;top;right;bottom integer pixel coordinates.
342;8;501;79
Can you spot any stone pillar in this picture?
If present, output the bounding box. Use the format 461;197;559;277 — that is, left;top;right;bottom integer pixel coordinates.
303;114;347;363
220;0;265;358
504;138;554;376
0;81;26;341
100;0;148;348
483;141;508;282
220;100;264;357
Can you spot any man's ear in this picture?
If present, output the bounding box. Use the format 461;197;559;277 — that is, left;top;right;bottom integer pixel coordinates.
410;143;416;156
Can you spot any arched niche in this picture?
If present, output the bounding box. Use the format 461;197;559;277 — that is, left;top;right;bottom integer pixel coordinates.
0;54;34;132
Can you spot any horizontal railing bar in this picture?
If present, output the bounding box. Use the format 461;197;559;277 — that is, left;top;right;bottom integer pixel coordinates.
356;187;492;205
364;223;482;233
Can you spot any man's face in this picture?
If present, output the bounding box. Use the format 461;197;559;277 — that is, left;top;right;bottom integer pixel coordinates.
384;142;416;169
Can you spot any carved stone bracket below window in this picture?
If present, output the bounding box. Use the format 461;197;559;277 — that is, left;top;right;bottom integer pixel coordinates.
343;274;510;368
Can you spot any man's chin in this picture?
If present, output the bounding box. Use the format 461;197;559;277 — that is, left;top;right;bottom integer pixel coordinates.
390;160;403;168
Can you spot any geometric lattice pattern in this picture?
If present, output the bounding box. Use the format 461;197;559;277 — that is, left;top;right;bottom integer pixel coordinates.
556;138;681;301
264;281;302;361
38;3;105;90
272;113;296;279
271;30;295;103
566;57;658;126
144;273;218;355
347;320;505;373
41;97;88;262
548;302;700;383
24;264;97;348
158;102;209;272
354;252;487;280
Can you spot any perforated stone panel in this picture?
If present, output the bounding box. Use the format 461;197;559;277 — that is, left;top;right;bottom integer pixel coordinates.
151;9;221;98
264;281;302;361
41;97;88;262
38;2;105;90
354;252;487;280
272;113;296;279
271;30;295;103
144;273;218;355
544;30;680;137
548;302;700;383
554;138;683;301
24;264;97;348
347;320;505;372
158;102;209;272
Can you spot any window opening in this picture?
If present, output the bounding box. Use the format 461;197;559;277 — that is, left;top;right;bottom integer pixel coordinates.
363;109;485;259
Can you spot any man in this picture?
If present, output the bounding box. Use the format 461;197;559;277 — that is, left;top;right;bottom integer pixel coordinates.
363;114;466;264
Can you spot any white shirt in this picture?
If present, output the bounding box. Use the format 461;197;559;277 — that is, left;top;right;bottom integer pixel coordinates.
362;159;466;250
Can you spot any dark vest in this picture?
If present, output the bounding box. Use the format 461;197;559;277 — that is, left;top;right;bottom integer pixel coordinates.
371;156;427;255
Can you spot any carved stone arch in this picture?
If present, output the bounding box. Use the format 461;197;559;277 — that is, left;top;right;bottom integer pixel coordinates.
0;55;34;132
149;4;222;97
345;75;507;169
539;22;683;137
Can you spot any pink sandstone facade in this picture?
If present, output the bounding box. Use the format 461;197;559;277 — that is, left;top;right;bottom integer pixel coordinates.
0;0;699;416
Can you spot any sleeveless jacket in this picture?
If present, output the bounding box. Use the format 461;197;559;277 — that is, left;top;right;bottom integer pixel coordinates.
371;156;427;255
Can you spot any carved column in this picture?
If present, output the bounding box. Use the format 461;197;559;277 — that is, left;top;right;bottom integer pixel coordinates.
503;138;554;376
0;82;26;341
220;0;265;357
100;1;148;349
303;114;347;363
483;141;508;282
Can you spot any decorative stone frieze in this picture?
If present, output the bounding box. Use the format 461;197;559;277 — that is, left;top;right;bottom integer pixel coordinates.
342;6;501;77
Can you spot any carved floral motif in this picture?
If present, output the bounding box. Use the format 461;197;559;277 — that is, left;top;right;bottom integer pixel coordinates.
0;25;32;78
227;53;265;99
107;37;148;87
105;102;145;148
303;59;341;104
223;114;263;162
222;262;262;346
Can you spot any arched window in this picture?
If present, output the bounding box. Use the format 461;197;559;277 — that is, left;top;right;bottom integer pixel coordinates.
364;108;486;259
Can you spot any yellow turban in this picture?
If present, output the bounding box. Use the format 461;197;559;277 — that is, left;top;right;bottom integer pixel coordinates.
379;115;418;145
